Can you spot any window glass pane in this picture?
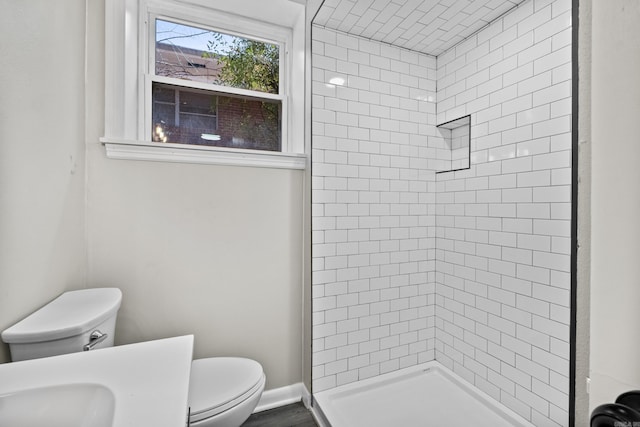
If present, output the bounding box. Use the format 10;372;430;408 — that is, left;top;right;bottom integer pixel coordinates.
155;19;279;94
153;84;176;103
152;83;281;151
179;90;217;115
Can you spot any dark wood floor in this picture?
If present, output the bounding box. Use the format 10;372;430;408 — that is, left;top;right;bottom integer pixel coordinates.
242;402;319;427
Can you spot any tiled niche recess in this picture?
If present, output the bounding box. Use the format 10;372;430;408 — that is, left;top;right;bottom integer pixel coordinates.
311;0;571;426
436;115;471;173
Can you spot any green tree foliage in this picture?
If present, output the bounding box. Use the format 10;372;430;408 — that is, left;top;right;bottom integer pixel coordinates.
204;33;281;149
204;33;279;94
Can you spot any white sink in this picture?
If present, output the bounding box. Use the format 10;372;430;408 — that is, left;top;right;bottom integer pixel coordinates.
0;383;115;427
0;335;193;427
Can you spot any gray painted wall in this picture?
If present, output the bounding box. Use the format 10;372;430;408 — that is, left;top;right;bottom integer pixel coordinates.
588;0;640;412
575;0;590;425
0;0;307;392
0;0;88;362
84;0;306;391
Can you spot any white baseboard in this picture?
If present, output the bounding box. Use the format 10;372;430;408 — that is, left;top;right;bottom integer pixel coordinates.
301;383;311;407
254;382;310;413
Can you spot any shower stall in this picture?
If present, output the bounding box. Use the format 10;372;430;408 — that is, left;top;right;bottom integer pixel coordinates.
310;0;573;425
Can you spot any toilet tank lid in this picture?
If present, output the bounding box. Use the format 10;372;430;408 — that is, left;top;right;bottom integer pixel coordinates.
1;288;122;344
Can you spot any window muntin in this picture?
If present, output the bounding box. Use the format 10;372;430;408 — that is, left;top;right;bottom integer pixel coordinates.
149;17;284;150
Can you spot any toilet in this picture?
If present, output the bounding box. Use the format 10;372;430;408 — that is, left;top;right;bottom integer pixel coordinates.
0;288;265;427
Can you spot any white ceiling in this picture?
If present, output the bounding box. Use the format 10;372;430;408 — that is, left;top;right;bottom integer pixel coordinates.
313;0;526;56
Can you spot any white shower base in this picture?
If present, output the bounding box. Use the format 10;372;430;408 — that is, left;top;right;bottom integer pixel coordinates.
313;361;535;427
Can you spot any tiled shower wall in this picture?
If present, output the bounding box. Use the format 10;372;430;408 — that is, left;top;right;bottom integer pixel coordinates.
311;27;439;392
312;0;571;425
435;0;571;425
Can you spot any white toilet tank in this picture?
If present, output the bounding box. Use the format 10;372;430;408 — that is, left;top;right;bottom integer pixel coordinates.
1;288;122;362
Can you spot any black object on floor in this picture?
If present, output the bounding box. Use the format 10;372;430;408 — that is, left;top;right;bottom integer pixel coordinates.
591;403;640;427
591;390;640;427
241;402;318;427
616;390;640;412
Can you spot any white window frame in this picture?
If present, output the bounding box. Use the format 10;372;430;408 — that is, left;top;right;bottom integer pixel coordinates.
102;0;306;169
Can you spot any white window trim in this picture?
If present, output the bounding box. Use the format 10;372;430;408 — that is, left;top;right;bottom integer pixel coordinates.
103;0;306;170
100;138;306;169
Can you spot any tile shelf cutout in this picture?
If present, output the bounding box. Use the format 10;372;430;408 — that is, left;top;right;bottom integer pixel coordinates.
435;115;471;174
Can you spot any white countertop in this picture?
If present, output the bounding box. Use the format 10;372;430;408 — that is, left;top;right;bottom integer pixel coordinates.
0;335;194;427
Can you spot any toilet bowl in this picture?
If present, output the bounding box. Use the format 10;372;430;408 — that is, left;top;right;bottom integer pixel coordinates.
189;357;266;426
1;288;265;427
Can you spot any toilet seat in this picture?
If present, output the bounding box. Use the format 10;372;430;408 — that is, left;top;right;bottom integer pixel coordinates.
188;357;265;424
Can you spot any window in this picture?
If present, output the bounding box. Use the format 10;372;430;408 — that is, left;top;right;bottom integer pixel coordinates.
150;19;282;151
102;0;306;169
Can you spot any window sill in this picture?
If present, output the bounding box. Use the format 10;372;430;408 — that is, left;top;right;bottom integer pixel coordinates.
100;138;307;170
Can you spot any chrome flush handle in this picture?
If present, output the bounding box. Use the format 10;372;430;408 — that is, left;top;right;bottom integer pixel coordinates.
83;330;108;351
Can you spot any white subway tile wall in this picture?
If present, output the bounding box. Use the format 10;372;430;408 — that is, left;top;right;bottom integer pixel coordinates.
312;0;571;425
435;0;571;425
312;25;439;393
